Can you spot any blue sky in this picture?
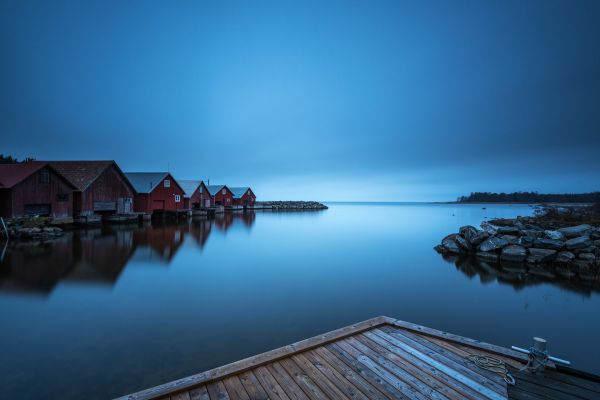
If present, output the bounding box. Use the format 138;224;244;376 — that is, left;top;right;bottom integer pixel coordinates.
1;0;599;201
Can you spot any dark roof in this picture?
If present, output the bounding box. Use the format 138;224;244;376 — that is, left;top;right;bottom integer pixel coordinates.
0;162;75;189
125;172;184;194
229;187;252;199
48;160;126;191
206;185;229;196
178;180;205;197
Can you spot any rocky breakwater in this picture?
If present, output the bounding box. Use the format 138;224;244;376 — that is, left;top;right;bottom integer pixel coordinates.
435;220;600;279
1;217;65;241
257;201;328;210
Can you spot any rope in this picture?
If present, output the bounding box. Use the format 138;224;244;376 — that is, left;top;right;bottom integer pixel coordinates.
466;354;515;385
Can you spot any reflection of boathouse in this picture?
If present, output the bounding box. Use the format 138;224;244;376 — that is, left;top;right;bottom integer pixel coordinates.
189;219;212;249
130;223;186;264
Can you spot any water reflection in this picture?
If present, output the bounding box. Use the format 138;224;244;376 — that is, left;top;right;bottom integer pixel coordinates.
442;254;600;296
0;212;256;296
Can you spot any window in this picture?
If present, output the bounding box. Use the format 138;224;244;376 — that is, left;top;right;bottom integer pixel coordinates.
248;190;251;195
175;194;181;203
199;186;203;193
221;188;226;195
164;179;170;188
40;171;50;183
56;193;69;202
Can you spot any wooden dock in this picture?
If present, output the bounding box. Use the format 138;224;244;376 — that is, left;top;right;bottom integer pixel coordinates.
116;316;600;400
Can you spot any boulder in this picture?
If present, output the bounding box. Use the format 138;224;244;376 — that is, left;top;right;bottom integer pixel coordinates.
533;238;564;250
572;259;593;272
544;230;566;241
578;253;596;262
527;248;557;264
517;236;534;247
459;225;479;243
455;235;472;252
478;236;509;252
500;245;527;262
521;229;543;239
558;224;592;238
556;251;576;263
480;222;498;235
476;252;499;262
470;231;489;246
497;226;520;235
433;245;446;254
565;236;591;250
501;235;519;245
441;237;461;254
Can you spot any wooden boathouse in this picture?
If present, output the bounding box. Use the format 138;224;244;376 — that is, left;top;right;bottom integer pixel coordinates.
230;187;256;208
125;172;186;215
179;180;210;210
49;160;135;221
206;185;234;207
116;316;600;400
0;162;75;221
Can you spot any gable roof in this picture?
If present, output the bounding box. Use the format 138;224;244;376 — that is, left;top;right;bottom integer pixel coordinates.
0;162;75;189
206;185;229;196
178;180;205;197
229;187;252;199
125;172;170;194
48;160;133;192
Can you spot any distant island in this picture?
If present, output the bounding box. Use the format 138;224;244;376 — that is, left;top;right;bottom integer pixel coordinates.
456;191;600;204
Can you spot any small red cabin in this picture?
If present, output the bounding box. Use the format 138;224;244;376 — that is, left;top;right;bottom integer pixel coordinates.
206;185;234;207
0;162;75;220
230;187;256;207
125;172;185;214
49;161;135;217
179;180;210;209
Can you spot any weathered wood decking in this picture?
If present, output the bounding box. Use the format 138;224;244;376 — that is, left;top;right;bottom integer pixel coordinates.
116;316;600;400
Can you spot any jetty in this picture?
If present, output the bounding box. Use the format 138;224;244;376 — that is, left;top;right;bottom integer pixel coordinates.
115;316;599;400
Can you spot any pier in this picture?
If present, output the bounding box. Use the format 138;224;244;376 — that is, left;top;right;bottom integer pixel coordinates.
115;316;600;400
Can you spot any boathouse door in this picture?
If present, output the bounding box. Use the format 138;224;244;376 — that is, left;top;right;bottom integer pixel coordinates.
153;200;165;210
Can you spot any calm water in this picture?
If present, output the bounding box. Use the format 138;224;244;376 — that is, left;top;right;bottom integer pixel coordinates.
1;203;599;399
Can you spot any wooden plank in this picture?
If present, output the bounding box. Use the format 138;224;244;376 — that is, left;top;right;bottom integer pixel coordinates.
313;347;390;400
362;331;485;400
388;327;509;386
345;336;449;400
512;370;599;399
189;386;210;400
371;329;506;400
543;370;600;394
206;381;230;400
302;350;370;400
326;342;411;399
354;333;466;400
253;366;292;400
337;339;429;400
390;319;529;363
267;362;311;400
170;393;191;400
426;337;523;370
115;316;391;400
222;376;250;400
507;386;548;400
238;371;269;400
279;358;329;400
509;375;582;400
291;353;354;400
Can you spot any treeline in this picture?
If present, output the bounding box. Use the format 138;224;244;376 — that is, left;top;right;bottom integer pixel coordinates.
0;154;36;164
457;191;600;203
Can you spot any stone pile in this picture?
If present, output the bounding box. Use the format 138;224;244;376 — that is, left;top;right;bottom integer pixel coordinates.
435;220;600;274
2;217;64;241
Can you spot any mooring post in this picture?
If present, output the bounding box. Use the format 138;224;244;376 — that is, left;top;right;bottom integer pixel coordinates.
0;217;8;241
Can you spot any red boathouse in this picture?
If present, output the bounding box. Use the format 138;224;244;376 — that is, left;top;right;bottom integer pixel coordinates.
230;187;256;207
206;185;234;207
0;162;75;220
49;161;136;217
179;180;210;209
125;172;185;214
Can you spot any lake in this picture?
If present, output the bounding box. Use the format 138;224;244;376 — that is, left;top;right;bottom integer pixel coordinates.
1;202;599;399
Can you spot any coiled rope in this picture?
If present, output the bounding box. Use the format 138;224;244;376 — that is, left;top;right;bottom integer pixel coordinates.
466;354;516;385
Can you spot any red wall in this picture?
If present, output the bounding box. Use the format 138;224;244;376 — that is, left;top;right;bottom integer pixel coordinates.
213;187;233;206
188;183;210;209
234;189;256;206
133;174;185;213
1;166;73;218
80;165;135;214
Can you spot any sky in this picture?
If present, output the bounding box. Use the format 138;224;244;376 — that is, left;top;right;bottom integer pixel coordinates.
1;0;599;201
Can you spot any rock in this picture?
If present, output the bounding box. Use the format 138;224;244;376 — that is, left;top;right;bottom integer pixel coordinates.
470;231;489;246
558;224;592;238
527;248;557;264
572;259;593;272
433;245;446;254
459;225;479;243
501;235;519;245
500;245;527;262
533;238;564;251
31;227;41;234
480;222;498;235
517;236;534;247
544;230;566;241
455;235;472;252
441;237;461;254
521;229;543;239
476;252;499;262
556;251;576;263
578;253;596;262
497;226;520;235
514;221;526;230
595;239;600;247
478;236;509;252
565;236;591;250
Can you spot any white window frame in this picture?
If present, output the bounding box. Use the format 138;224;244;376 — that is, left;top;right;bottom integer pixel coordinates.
174;194;181;203
221;188;226;195
164;179;171;188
